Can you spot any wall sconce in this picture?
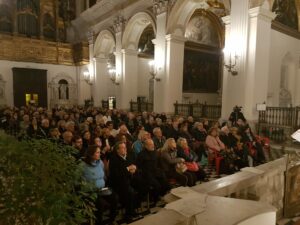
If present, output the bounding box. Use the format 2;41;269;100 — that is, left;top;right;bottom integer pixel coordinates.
83;70;93;85
224;53;238;76
149;60;161;81
108;67;119;85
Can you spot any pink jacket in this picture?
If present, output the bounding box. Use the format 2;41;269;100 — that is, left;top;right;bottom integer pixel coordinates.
205;135;225;152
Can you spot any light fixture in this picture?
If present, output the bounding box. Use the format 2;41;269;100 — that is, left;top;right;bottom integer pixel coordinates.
83;70;93;85
224;53;238;76
108;66;119;85
148;60;161;81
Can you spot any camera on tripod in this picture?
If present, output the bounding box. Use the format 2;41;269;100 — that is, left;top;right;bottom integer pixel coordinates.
233;106;242;112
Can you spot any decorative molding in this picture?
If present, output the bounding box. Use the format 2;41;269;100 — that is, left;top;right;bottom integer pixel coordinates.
153;0;169;15
165;34;187;43
249;6;276;22
113;15;126;33
0;34;89;65
121;48;138;56
271;21;300;40
87;30;95;45
221;15;231;25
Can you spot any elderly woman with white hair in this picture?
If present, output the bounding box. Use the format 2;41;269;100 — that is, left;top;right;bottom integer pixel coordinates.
160;138;196;187
177;137;208;181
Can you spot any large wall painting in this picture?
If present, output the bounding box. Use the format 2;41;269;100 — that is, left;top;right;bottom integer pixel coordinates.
183;49;220;93
185;15;219;47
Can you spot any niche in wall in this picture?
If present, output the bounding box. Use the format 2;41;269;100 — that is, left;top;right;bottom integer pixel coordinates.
183;9;224;94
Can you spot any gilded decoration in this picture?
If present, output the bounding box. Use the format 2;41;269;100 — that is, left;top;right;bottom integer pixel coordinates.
284;149;300;217
0;34;89;65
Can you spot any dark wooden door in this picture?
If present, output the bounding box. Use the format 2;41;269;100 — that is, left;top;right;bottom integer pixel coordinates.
12;68;47;107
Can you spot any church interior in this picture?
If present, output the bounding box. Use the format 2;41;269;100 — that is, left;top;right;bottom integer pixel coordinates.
0;0;300;225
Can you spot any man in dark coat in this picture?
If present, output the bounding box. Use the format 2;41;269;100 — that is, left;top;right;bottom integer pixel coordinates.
136;139;170;205
108;142;140;222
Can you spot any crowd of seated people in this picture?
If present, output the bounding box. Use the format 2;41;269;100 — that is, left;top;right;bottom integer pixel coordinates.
0;105;270;224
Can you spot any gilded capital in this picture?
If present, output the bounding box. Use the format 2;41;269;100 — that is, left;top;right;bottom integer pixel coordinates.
87;30;95;45
153;0;169;15
113;16;126;33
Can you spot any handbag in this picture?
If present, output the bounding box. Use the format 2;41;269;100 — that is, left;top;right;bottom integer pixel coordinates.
176;162;188;174
185;162;199;172
98;187;112;196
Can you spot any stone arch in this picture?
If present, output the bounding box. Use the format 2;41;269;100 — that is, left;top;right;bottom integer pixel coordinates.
49;73;76;101
94;29;116;58
122;12;156;50
167;0;226;38
51;73;75;84
185;9;225;48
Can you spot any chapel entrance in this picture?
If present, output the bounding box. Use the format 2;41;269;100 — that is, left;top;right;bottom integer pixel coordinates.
12;68;48;108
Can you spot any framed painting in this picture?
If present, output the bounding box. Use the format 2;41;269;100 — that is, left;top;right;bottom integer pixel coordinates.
183;48;221;93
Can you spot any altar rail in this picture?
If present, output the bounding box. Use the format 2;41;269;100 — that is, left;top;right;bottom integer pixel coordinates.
174;101;221;120
165;156;287;219
258;107;300;143
130;100;153;112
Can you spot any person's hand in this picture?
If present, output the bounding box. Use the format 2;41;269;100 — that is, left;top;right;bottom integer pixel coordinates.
104;146;111;152
180;158;185;163
127;164;137;174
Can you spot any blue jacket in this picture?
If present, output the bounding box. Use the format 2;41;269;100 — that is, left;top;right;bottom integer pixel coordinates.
82;160;105;189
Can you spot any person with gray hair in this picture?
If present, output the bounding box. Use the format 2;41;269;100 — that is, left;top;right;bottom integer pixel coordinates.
160;138;196;186
65;120;75;134
152;127;166;150
132;130;151;158
136;139;171;205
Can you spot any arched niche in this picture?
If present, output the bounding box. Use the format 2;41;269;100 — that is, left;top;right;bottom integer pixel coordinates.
138;25;155;57
48;74;77;108
182;8;224;95
122;12;156;50
279;52;297;107
167;0;227;37
185;9;224;48
94;29;116;58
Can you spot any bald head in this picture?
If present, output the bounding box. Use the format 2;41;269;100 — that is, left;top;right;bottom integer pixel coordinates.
144;139;155;152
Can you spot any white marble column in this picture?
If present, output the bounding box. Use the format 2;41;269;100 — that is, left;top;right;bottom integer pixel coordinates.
222;2;276;123
153;0;178;113
163;34;186;114
221;0;249;119
221;16;231;119
244;7;276;121
120;49;138;109
93;57;111;107
113;16;125;109
87;30;94;101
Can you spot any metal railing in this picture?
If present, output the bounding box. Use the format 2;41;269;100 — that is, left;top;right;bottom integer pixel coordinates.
174;101;222;120
258;106;300;143
129;100;153;112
